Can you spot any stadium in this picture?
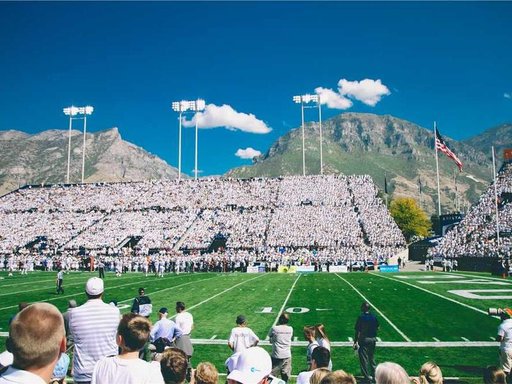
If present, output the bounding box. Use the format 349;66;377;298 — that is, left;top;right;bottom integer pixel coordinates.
1;162;512;383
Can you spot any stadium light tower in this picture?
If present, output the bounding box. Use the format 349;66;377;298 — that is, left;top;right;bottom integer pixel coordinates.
63;106;79;184
293;94;321;176
78;106;94;184
171;99;206;180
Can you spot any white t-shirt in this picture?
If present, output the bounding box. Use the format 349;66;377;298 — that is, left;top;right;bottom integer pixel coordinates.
228;326;259;353
498;319;512;352
91;356;164;384
0;367;46;384
296;370;314;384
175;311;193;334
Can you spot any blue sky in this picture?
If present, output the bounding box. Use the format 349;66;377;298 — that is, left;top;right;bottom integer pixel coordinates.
1;2;511;176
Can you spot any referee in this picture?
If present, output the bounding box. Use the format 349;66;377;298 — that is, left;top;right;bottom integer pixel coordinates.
56;269;64;294
354;302;379;384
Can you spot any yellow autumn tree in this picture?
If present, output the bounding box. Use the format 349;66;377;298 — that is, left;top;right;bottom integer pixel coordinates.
389;197;431;242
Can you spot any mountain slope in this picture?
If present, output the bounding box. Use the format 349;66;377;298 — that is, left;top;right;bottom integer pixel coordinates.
227;113;494;214
463;123;512;158
0;127;178;196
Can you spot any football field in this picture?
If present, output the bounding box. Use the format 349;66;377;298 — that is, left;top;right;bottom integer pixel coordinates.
0;270;508;382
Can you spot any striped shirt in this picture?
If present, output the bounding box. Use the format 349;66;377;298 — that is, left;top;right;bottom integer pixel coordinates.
69;299;120;382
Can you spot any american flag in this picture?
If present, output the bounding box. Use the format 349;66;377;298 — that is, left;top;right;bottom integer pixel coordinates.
435;128;463;172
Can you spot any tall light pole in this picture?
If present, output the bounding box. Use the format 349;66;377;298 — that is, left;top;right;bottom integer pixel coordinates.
63;106;79;183
293;94;320;176
171;99;205;180
79;106;94;184
317;96;323;175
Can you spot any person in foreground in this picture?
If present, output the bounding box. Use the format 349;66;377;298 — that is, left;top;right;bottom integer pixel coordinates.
296;346;330;384
411;362;443;384
227;346;285;384
160;348;189;384
91;313;163;384
0;302;66;384
375;362;410;384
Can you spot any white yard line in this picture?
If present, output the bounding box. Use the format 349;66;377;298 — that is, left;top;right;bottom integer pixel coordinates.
265;274;302;340
170;274;268;319
0;273;212;311
335;273;411;342
189;338;498;348
372;273;488;315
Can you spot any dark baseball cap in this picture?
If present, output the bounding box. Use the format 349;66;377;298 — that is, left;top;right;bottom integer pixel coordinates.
159;307;168;314
236;315;247;325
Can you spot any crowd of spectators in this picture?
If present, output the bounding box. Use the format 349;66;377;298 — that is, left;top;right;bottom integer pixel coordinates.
430;163;512;259
0;175;406;270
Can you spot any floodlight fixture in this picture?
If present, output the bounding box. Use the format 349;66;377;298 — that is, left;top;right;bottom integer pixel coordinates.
63;106;79;116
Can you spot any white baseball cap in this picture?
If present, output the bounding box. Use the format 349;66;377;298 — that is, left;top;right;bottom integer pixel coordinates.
85;277;104;295
227;347;271;384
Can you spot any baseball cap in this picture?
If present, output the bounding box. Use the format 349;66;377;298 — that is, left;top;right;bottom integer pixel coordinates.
227;347;271;384
159;307;168;314
85;277;104;295
236;315;246;325
505;308;512;318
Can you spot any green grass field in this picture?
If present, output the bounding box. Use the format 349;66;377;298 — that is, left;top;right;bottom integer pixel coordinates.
0;270;509;382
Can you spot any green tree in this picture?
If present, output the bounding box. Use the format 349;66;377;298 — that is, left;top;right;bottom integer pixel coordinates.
389;197;431;242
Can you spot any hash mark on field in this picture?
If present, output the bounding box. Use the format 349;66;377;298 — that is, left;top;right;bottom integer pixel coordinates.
266;274;302;341
376;337;382;342
294;337;298;341
348;337;354;342
461;337;470;341
210;335;217;340
433;337;440;342
490;337;496;340
335;274;411;342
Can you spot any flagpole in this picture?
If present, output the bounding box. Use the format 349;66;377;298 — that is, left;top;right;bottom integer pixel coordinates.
419;177;423;210
492;146;500;246
434;122;442;216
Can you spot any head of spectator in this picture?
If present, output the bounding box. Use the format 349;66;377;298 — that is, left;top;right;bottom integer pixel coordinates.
315;323;330;342
304;325;316;342
194;362;218;384
375;362;410;384
176;301;186;313
277;313;289;325
236;315;247;327
311;368;331;384
361;302;371;313
117;313;151;354
159;307;169;320
227;346;272;384
483;366;507;384
319;370;357;384
138;287;146;297
417;362;443;384
85;277;104;300
160;348;188;384
311;346;330;370
6;303;66;383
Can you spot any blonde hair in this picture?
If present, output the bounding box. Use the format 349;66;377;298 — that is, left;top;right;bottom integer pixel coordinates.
310;367;330;384
375;362;410;384
194;362;218;384
418;362;443;384
320;370;357;384
483;366;506;384
315;323;330;342
7;303;64;370
304;325;316;340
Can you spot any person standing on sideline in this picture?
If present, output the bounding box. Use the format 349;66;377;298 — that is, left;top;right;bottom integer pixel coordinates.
268;313;293;382
315;324;332;370
354;302;379;384
150;308;183;353
304;326;319;371
69;277;120;384
131;287;152;318
174;302;194;365
228;315;259;353
496;308;512;382
98;259;105;279
56;269;64;294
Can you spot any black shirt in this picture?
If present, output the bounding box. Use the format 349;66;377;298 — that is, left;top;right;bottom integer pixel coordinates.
355;312;379;340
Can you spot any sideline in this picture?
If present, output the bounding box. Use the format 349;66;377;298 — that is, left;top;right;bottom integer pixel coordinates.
372;273;488;315
265;274;302;340
335;273;411;342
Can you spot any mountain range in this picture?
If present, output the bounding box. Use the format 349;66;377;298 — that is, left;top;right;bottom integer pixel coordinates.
1;113;509;215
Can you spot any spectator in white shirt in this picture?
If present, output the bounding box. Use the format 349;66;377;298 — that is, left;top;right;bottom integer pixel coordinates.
228;315;259;354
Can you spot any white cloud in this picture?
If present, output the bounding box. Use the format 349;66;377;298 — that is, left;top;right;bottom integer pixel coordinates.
182;104;271;134
505;93;511;99
235;147;262;159
337;78;391;106
315;87;353;110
